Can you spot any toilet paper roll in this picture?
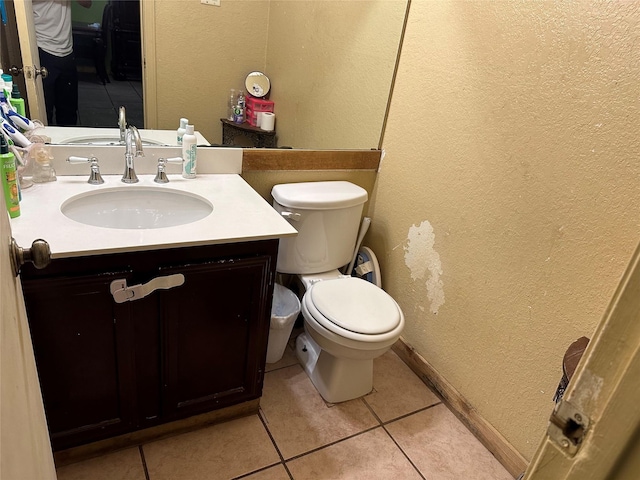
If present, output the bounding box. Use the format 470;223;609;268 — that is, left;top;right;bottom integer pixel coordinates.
256;112;263;128
261;112;275;132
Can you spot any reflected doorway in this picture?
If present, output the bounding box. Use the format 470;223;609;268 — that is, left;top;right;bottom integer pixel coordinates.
72;0;143;127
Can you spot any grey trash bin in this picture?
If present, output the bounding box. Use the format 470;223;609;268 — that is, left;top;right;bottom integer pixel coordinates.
266;283;301;363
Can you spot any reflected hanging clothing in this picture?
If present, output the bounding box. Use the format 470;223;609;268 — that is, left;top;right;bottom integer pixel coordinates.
32;0;73;56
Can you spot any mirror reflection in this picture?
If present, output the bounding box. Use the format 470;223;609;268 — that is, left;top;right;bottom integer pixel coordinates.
68;0;407;150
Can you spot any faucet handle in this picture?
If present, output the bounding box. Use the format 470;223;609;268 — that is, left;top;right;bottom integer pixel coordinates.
154;157;183;184
67;156;104;185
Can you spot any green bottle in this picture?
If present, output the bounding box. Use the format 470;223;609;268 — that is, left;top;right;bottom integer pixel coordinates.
10;84;26;117
1;134;20;218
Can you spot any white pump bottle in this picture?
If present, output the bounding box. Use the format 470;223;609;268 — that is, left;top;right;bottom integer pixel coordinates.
181;124;197;178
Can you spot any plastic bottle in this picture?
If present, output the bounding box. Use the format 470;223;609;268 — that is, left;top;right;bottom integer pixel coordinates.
233;104;244;124
1;134;20;218
237;90;245;110
1;74;13;101
177;117;188;145
227;89;236;121
10;84;26;117
181;124;197;178
233;90;245;124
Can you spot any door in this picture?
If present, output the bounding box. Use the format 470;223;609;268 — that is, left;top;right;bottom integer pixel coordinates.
160;256;273;420
1;0;47;122
0;197;56;477
525;241;640;479
21;270;139;451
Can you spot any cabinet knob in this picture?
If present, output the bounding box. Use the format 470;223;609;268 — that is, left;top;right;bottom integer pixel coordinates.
10;238;51;276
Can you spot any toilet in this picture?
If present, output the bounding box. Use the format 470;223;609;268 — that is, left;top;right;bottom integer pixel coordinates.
272;181;404;403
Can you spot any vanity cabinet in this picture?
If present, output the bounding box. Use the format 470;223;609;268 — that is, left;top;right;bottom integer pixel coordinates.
20;240;278;451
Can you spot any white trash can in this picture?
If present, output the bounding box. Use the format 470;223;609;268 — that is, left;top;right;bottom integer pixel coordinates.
266;283;301;363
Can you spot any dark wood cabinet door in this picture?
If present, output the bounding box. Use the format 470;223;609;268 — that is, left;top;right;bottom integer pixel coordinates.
20;240;279;450
22;271;137;451
160;255;273;419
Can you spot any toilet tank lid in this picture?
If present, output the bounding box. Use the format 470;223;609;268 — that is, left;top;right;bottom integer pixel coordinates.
272;181;368;210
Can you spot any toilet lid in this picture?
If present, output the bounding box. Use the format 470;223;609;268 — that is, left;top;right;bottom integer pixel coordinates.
308;277;401;334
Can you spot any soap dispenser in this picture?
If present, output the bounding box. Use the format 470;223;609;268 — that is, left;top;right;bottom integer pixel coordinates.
181;125;197;178
177;117;188;145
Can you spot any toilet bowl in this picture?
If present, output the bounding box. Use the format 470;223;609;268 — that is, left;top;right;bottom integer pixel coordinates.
272;181;404;403
295;273;404;403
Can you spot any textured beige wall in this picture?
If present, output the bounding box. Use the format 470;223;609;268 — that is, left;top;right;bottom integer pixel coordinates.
367;0;640;460
265;0;405;149
151;0;270;142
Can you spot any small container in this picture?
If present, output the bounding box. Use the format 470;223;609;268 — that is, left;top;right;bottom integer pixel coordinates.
227;89;236;121
233;105;244;124
177;117;188;145
237;90;245;109
1;73;12;100
266;284;301;363
1;135;20;218
181;124;197;178
245;95;274;126
30;144;56;183
10;84;26;117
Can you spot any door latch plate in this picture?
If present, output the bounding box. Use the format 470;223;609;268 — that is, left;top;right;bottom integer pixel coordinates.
548;400;589;456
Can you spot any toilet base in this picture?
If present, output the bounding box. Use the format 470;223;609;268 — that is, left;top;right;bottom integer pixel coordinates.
296;332;373;403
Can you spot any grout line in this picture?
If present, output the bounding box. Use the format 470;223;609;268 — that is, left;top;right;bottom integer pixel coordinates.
375;402;444;480
380;401;443;427
257;409;295;480
138;445;151;480
281;425;381;464
380;424;427;480
230;461;284;480
258;410;289;472
264;362;298;374
361;396;438;479
361;395;384;425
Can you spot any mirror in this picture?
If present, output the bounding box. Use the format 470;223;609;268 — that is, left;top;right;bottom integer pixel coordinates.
56;1;408;150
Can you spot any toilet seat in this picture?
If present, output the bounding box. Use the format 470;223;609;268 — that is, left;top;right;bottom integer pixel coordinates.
304;277;402;342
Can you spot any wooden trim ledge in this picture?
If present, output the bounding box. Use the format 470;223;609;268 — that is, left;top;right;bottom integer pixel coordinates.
392;338;528;478
242;149;381;171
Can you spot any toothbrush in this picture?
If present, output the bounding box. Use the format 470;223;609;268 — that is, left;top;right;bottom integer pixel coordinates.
4;108;35;131
0;94;35;130
1;118;31;147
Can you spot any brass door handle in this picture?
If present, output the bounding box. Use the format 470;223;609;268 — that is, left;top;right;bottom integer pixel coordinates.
10;238;51;276
24;65;48;79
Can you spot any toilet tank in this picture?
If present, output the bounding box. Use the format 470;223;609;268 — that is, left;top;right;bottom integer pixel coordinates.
272;181;368;274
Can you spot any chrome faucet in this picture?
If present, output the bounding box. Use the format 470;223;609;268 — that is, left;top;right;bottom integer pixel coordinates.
118;106;127;144
122;126;144;183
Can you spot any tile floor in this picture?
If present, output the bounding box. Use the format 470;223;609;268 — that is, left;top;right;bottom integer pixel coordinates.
56;335;514;480
76;70;143;129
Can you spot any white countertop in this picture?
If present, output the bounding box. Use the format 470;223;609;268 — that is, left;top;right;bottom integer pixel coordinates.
10;174;297;259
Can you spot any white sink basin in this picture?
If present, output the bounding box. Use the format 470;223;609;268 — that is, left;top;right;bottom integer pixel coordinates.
60;135;166;146
61;187;213;229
